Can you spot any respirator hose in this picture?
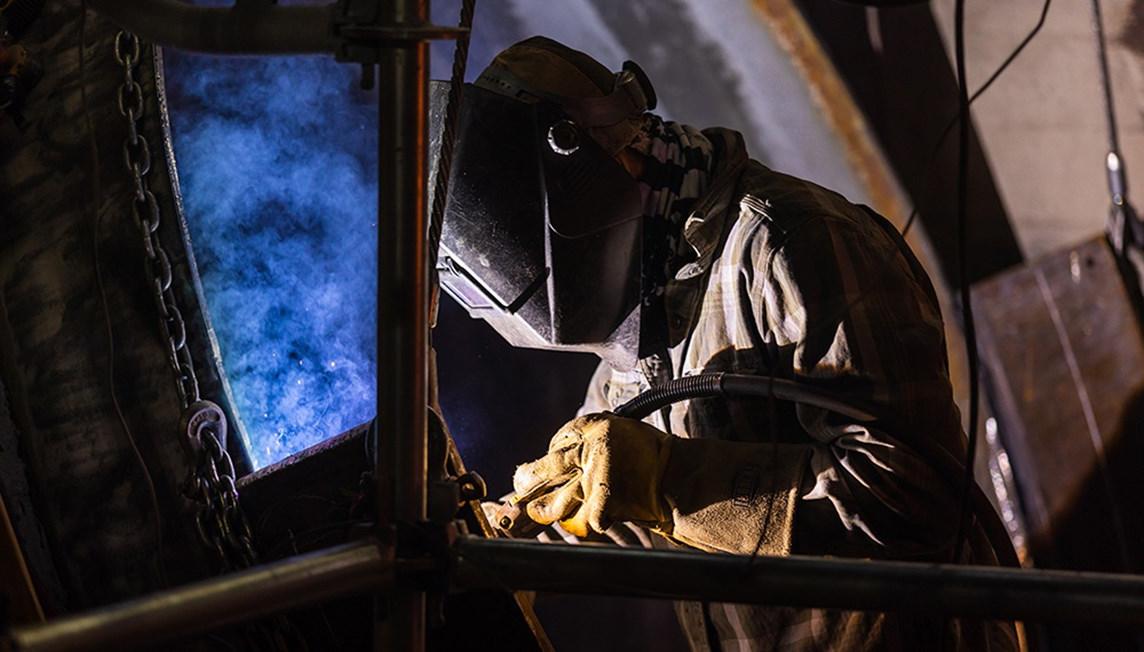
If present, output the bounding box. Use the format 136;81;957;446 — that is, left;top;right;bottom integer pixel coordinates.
610;373;1020;568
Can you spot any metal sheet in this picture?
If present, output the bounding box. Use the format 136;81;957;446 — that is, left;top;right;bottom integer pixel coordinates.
974;237;1144;574
0;1;245;608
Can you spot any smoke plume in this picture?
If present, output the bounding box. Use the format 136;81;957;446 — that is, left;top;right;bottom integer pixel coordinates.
164;51;379;468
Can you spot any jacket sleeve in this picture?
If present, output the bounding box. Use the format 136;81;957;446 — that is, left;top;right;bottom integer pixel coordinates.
663;212;963;558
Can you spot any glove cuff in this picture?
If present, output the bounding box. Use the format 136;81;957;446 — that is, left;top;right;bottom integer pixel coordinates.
659;438;810;555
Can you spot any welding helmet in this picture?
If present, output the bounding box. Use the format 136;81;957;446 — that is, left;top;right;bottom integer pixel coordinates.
431;38;657;366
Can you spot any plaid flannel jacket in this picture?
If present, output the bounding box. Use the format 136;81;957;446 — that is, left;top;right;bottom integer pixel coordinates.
577;130;1019;651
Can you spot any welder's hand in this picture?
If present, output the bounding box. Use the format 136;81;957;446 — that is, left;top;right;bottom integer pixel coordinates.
512;413;673;537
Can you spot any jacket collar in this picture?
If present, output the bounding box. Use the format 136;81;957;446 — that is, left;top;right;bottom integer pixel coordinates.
659;130;750;350
672;128;750;281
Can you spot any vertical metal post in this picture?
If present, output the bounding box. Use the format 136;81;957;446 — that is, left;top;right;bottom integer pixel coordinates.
375;0;430;650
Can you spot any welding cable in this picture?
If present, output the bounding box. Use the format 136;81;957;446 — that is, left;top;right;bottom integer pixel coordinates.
901;0;1052;237
611;373;878;424
610;373;1019;569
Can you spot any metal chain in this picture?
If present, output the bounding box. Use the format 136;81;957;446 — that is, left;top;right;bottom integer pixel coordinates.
114;30;259;573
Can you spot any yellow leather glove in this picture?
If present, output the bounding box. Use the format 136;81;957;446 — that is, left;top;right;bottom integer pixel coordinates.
513;413;813;555
512;413;673;537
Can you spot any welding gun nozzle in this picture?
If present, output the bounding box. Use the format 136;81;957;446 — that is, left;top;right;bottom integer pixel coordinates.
494;471;579;537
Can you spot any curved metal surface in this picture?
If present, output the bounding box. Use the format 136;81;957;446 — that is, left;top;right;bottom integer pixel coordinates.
152;45;254;476
0;2;247;610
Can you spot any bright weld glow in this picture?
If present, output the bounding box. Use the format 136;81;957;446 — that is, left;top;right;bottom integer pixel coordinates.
165;52;379;468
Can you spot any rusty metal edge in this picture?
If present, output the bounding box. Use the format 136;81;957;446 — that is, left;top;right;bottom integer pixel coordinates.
0;491;43;625
745;1;971;391
746;1;1031;549
150;45;255;475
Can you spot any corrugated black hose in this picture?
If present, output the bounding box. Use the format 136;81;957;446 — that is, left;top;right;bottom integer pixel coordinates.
611;373;1019;569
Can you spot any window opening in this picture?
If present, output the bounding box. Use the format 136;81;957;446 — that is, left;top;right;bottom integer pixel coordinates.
165;51;378;469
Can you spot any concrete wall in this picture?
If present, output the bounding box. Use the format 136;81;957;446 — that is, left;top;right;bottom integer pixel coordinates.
932;0;1144;260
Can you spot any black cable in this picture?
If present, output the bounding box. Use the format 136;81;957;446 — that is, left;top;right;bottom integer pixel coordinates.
1089;0;1139;576
901;0;1052;237
611;373;1018;567
1091;0;1121;160
950;0;979;566
611;373;878;423
1090;0;1144;255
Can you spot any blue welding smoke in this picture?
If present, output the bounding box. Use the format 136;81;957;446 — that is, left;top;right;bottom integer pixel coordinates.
164;52;379;469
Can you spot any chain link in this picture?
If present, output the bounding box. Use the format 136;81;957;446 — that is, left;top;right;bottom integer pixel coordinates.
115;31;260;573
183;404;259;569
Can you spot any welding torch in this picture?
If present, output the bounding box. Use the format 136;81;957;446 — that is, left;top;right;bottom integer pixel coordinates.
489;372;883;539
491;470;579;537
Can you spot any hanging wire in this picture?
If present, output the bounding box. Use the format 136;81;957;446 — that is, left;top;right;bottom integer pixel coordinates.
1091;0;1122;168
1090;0;1143;255
950;0;979;565
1087;0;1139;573
427;0;476;270
901;0;1052;237
79;0;168;588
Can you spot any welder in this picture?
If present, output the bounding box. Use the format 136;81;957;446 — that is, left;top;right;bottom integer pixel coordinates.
435;36;1018;650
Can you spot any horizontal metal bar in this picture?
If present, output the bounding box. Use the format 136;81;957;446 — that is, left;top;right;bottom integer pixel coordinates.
452;537;1144;627
15;533;1144;651
88;0;338;54
8;540;391;652
340;24;469;43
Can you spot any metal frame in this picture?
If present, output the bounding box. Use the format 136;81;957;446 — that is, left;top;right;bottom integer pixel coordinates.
373;0;431;649
8;541;392;652
87;0;337;54
6;1;1144;650
10;538;1144;651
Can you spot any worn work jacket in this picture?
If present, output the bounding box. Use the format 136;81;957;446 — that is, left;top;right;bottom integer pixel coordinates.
577;131;1019;651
